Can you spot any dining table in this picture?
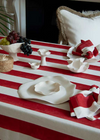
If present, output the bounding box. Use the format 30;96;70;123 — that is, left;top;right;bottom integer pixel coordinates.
0;36;100;140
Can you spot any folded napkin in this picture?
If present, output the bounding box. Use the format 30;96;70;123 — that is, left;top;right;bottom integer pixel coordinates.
72;40;99;59
69;85;100;120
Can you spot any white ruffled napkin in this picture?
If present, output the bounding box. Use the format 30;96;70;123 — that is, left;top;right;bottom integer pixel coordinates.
69;85;100;121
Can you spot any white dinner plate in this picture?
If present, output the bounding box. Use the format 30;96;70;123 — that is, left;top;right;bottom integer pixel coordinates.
18;76;76;104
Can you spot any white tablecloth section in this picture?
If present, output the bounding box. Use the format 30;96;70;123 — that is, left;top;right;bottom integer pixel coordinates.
0;38;100;140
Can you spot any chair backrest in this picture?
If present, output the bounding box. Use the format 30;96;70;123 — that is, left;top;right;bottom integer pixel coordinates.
56;6;100;45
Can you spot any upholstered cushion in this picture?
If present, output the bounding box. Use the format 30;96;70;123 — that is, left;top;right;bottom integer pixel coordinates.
56;6;100;46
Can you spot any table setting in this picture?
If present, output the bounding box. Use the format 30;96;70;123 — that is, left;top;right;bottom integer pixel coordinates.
0;33;100;140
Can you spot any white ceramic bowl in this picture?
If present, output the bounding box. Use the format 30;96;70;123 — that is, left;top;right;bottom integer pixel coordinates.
29;62;40;70
67;58;89;73
34;80;60;95
0;41;22;61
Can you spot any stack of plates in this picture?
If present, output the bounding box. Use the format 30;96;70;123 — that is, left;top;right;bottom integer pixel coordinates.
18;76;76;104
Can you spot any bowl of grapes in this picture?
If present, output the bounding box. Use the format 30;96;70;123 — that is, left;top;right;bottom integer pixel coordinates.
0;31;33;61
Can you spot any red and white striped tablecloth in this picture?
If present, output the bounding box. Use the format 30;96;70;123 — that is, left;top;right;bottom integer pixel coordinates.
0;37;100;140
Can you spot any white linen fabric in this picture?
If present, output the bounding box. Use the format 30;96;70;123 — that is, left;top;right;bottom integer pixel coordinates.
59;9;100;46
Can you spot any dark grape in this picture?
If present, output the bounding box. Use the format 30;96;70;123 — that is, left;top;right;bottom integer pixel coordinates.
6;30;33;56
11;40;17;44
20;43;33;56
11;31;16;35
23;38;31;44
20;44;24;51
27;45;31;49
24;51;27;55
18;36;24;43
29;48;33;54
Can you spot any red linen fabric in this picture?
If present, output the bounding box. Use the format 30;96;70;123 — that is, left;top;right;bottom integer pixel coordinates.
69;85;100;120
72;40;99;59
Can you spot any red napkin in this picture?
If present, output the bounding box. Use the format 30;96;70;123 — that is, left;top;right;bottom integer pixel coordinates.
69;85;100;120
72;40;99;59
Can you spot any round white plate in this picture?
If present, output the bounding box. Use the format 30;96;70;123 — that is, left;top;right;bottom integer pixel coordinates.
18;76;76;104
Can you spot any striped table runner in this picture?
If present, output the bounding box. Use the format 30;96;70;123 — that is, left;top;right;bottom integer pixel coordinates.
0;38;100;140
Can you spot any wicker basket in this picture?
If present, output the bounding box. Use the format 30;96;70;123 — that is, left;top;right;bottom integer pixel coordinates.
0;55;14;72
